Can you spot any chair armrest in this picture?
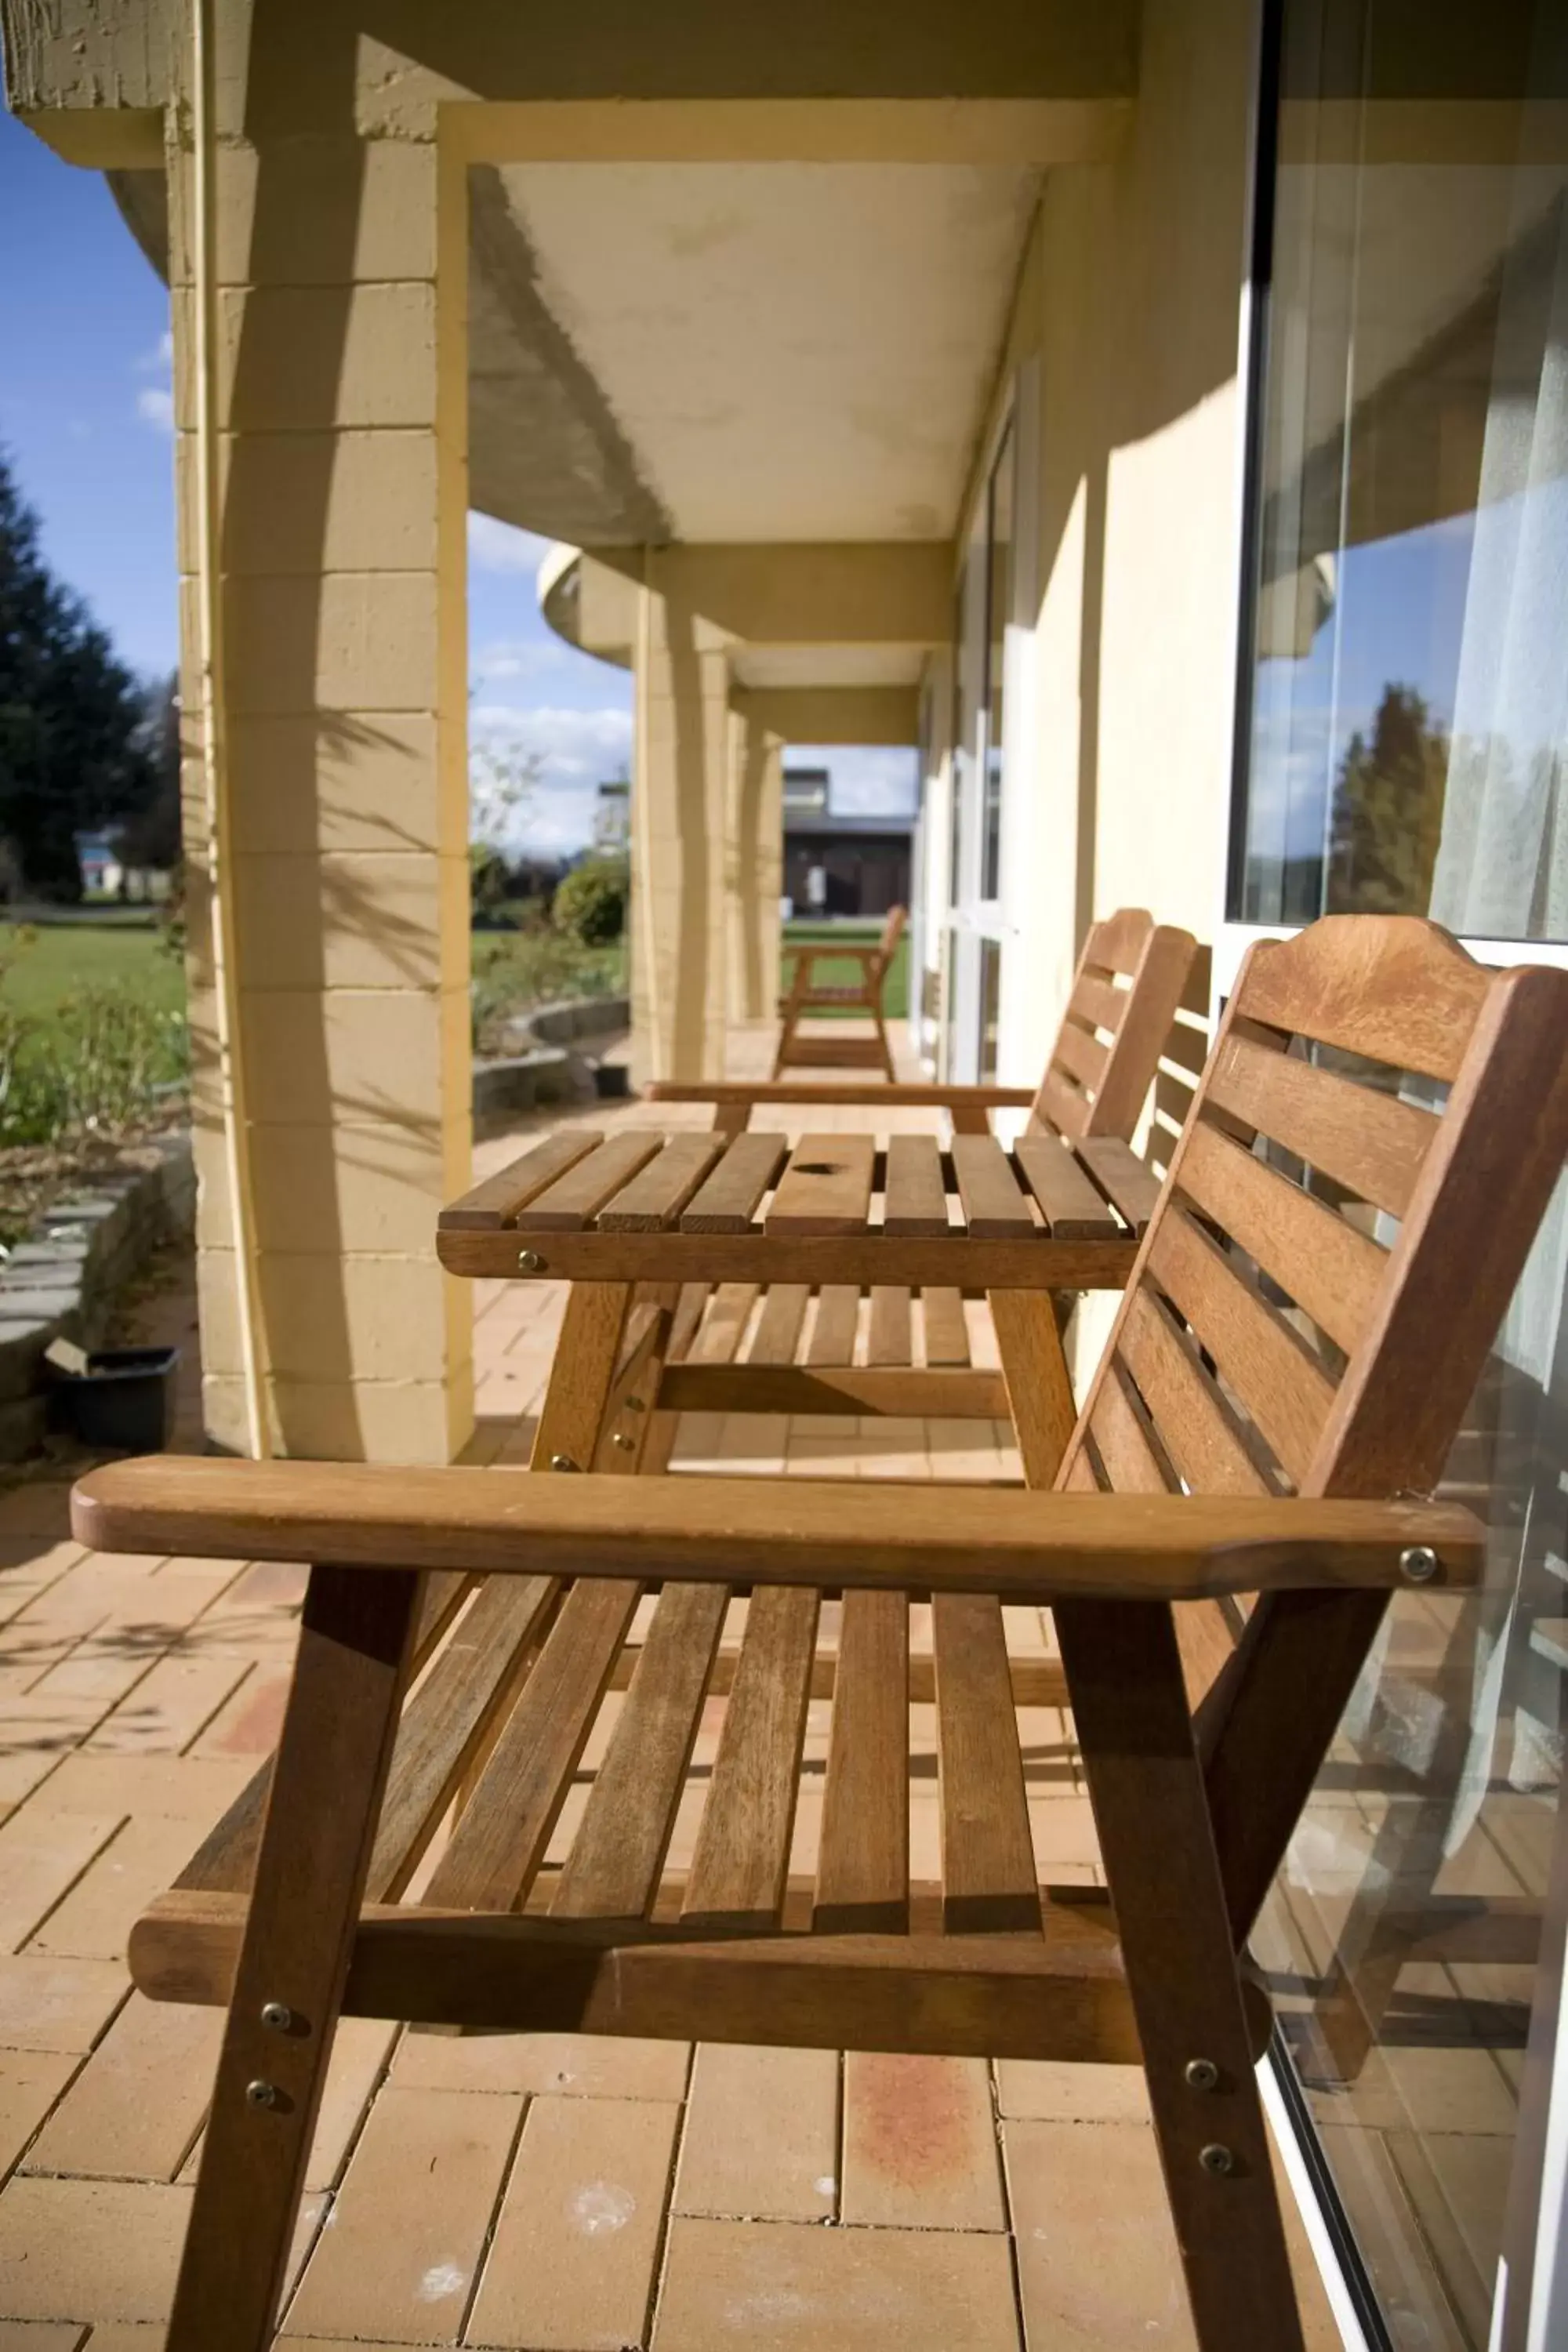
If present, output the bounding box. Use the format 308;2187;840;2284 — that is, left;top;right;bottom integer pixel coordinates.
73;1461;1483;1604
645;1082;1038;1108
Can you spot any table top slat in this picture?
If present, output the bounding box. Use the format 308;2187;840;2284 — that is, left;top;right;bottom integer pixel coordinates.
950;1134;1037;1240
514;1134;666;1232
766;1134;877;1237
883;1135;951;1237
1013;1134;1123;1240
681;1134;790;1232
597;1133;728;1231
440;1131;604;1230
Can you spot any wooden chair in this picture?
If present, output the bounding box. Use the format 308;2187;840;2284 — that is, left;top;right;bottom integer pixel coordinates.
773;901;907;1078
644;906;1200;1452
73;915;1568;2351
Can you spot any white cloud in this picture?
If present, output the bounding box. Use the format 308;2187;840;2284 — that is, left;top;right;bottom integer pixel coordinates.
470;636;568;686
470;703;633;853
133;328;175;433
467;514;556;576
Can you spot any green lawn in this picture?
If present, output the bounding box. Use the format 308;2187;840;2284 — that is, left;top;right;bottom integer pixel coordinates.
782;920;909;1020
0;915;184;1020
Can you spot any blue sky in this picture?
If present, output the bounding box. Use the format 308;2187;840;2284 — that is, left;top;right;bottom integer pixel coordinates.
0;107;913;852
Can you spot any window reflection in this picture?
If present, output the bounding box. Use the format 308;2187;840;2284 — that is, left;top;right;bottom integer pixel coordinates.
1236;0;1568;942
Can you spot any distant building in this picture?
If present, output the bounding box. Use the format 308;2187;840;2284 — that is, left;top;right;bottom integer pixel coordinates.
593;778;630;852
781;768;911;919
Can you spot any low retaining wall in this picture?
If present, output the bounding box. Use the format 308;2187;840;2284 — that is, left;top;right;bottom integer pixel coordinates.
0;994;630;1458
0;1134;195;1461
474;993;630;1137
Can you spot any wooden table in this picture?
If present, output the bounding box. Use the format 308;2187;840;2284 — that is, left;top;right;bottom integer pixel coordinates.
438;1123;1150;1488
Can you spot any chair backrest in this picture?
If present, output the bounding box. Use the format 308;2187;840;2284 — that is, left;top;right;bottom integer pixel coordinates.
1028;907;1199;1142
873;903;908;973
1055;914;1568;1735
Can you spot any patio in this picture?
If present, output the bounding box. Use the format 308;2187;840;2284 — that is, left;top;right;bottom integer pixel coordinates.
0;1017;1348;2347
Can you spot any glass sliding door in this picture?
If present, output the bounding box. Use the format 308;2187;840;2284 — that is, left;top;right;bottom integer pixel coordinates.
945;413;1018;1080
1232;2;1568;2343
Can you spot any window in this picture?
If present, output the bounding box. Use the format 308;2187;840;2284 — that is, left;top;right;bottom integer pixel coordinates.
1234;5;1568;2341
981;421;1015;904
1234;0;1568;945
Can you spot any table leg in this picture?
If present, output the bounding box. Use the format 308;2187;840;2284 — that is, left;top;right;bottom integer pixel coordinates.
989;1287;1077;1486
529;1283;634;1474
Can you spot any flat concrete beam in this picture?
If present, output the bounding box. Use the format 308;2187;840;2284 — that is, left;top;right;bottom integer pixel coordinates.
14;107;163;169
450;97;1131;167
589;543;952;650
732;685;920;746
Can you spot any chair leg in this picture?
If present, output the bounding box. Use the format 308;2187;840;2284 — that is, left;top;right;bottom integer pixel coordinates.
165;1563;421;2351
1055;1596;1305;2352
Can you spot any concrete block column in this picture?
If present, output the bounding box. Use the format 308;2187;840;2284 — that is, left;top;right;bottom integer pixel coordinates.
629;563;733;1084
727;706;784;1026
170;112;473;1463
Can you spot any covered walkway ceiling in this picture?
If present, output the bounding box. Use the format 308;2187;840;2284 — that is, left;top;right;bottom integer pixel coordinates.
472;158;1044;547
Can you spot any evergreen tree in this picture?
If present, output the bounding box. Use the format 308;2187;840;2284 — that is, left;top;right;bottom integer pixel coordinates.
1327;682;1449;916
115;672;183;876
0;449;156;900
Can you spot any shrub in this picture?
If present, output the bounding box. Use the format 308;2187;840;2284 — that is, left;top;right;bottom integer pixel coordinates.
470;914;625;1053
552;855;628;948
0;978;189;1149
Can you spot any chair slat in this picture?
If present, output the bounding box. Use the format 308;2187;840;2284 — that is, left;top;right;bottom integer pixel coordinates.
1088;1357;1173;1494
1116;1287;1272;1497
1178;1120;1385;1358
173;1566;472;1900
439;1132;604;1230
867;1287;913;1365
1238;915;1488;1084
1069;971;1127;1036
921;1287;971;1366
950;1134;1036;1238
681;1134;789;1232
1083;906;1154;975
815;1590;909;1933
1149;1207;1336;1490
422;1578;641;1913
597;1134;728;1231
1012;1135;1122;1239
367;1576;558;1900
884;1134;951;1236
690;1283;760;1363
1207;1031;1436;1218
808;1287;861;1366
551;1581;728;1922
1076;1138;1160;1236
515;1134;665;1232
766;1135;876;1236
1052;1020;1109;1093
749;1283;812;1365
683;1584;819;1929
1033;1066;1090;1142
932;1594;1040;1932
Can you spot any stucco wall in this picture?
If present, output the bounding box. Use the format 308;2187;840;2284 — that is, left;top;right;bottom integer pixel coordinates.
932;0;1255;1093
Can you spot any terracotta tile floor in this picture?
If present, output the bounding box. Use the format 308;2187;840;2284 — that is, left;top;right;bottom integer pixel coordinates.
0;1020;1342;2347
